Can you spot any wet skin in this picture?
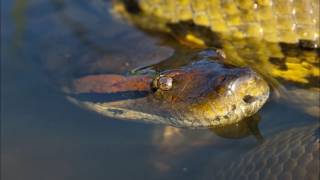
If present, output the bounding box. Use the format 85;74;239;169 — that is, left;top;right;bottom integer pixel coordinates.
69;49;269;128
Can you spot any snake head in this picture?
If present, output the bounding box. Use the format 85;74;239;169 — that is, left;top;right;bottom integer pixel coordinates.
151;60;270;127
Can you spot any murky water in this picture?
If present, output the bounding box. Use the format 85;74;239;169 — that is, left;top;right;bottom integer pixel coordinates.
2;0;319;180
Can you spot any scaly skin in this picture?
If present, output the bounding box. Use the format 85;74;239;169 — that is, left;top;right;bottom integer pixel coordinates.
204;123;319;180
68;50;269;128
113;0;319;45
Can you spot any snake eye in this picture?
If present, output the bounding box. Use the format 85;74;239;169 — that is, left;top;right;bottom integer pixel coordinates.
153;75;173;91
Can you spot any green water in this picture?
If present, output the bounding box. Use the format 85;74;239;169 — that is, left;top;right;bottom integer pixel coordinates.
1;0;318;180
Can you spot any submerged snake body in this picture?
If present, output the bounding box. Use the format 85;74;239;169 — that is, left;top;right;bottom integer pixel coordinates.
206;123;319;180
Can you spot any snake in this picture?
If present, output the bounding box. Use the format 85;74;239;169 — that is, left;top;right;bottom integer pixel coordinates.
58;1;319;178
51;0;319;179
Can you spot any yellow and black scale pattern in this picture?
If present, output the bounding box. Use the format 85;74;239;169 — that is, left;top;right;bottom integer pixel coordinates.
137;0;318;44
113;0;319;87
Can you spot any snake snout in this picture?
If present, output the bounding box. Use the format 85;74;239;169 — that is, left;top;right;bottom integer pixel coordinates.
227;68;270;115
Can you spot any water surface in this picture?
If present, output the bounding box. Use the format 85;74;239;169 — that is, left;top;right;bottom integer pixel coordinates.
1;0;318;180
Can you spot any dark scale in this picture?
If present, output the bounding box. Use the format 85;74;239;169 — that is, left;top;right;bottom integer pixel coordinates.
269;57;288;70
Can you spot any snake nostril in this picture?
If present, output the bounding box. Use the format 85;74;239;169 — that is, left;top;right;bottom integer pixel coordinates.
243;95;256;104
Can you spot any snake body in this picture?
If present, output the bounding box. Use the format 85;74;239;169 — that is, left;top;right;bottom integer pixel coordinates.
113;0;319;46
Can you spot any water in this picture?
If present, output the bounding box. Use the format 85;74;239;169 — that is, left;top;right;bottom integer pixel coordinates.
1;0;318;180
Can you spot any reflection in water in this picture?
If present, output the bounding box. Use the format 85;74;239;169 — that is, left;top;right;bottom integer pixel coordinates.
11;0;27;50
211;114;263;141
150;114;263;175
49;0;106;53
